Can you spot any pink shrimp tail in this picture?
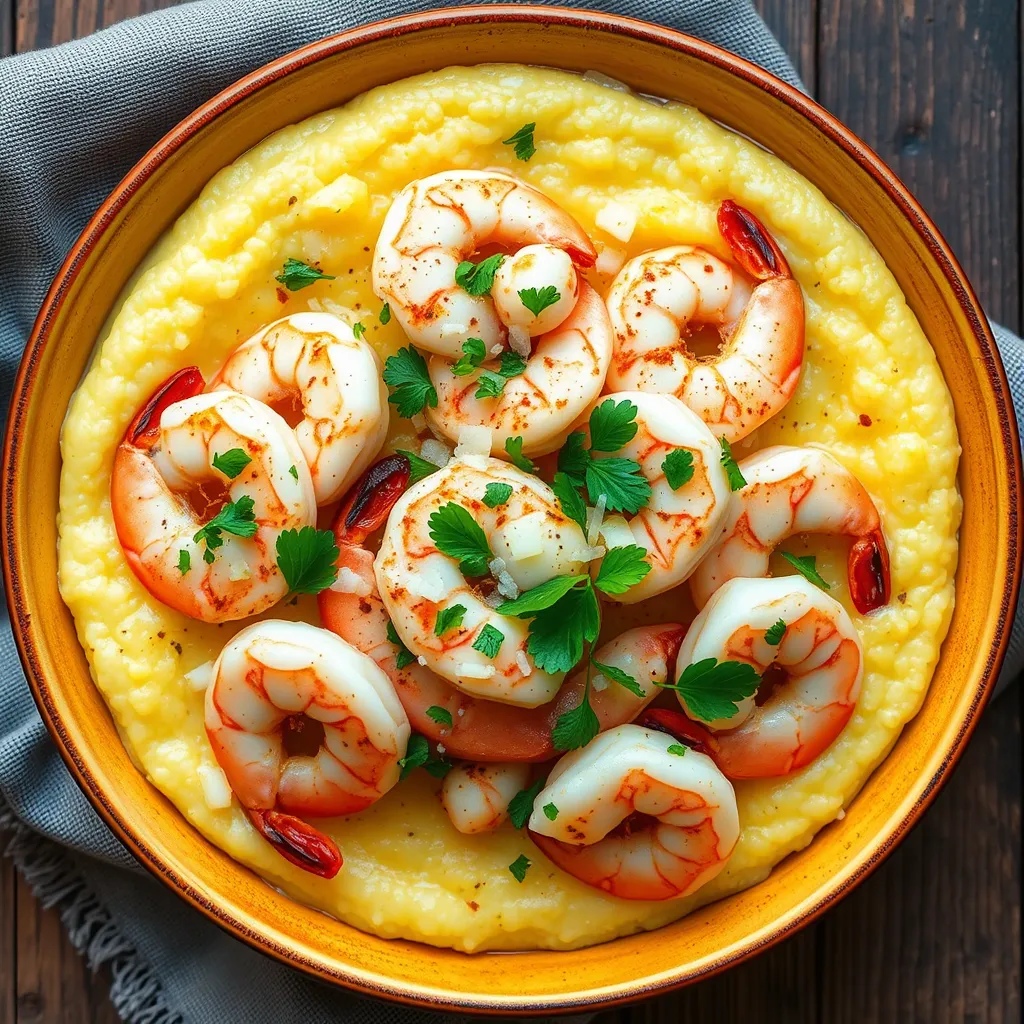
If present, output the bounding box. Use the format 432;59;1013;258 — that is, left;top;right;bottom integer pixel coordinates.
848;528;891;614
247;808;342;879
124;366;206;448
717;200;792;280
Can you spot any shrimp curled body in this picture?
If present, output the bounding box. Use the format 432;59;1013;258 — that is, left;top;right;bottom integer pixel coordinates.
528;724;739;901
209;312;389;505
205;619;410;877
606;201;804;442
675;575;863;778
689;445;891;614
111;371;316;623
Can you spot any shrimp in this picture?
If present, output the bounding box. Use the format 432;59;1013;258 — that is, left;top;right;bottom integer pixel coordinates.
372;170;597;359
208;312;389;505
440;762;531;834
689;445;891;614
582;391;731;602
426;280;613;457
318;456;687;760
606;200;804;441
671;575;863;778
205;619;410;878
527;724;739;901
374;457;590;708
111;368;316;623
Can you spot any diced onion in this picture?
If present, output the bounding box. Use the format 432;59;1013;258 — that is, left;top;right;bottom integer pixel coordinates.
508;325;531;356
417;655;428;666
515;651;532;677
583;69;631;93
420;438;452;467
598;515;635;551
591;671;609;692
306;297;323;312
184;661;214;692
410;413;427;432
502;511;546;561
436;743;447;754
570;544;606;564
595;244;627;276
329;567;370;596
454;425;493;459
457;662;496;680
587;495;607;545
497;570;520;600
440;322;468;338
595;201;638;243
197;765;233;810
489;343;505;356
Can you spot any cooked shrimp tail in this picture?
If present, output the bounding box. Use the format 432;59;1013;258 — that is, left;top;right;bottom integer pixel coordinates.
248;808;343;880
716;199;791;279
335;454;411;544
125;366;206;447
849;528;891;613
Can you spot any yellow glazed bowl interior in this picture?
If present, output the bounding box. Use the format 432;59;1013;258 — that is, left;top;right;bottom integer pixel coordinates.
4;6;1020;1013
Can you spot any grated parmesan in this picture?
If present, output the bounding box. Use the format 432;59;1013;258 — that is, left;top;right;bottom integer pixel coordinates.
515;651;532;677
457;662;496;680
595;201;638;243
591;671;609;692
329;566;371;596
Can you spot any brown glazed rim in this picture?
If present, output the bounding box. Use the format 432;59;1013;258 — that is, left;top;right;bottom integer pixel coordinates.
3;5;1021;1013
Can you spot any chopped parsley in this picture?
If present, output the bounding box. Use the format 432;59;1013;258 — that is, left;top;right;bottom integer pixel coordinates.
378;302;391;325
557;432;591;483
589;398;640;452
193;496;257;563
472;623;505;659
765;618;788;645
426;705;453;728
519;285;560;317
434;603;467;637
275;526;340;594
351;321;367;340
591;658;645;698
451;338;487;376
593;544;651;594
552;675;601;751
508;778;545;829
398;735;453;780
551;471;588;535
657;657;761;722
395;448;438;485
542;802;559;821
428;503;493;577
508;853;532;882
211;448;252;480
275;258;335;291
482;482;513;508
454;253;506;296
504;436;538;474
473;350;528;400
781;551;832;590
383;346;438;418
662;449;695;490
386;620;416;670
288;464;299;480
502;122;536;162
177;549;190;575
667;743;688;757
720;436;747;490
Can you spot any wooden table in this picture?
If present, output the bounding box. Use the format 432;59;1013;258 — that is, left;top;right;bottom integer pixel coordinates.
1;1;1020;1020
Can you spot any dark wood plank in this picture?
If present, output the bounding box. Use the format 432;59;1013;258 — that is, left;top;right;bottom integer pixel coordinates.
0;856;16;1024
1;0;13;56
754;0;818;90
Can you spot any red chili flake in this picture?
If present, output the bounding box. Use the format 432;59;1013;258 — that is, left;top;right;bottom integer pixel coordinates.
859;414;873;427
276;287;288;304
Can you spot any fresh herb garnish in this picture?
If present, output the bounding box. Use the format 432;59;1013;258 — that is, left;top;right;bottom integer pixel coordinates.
434;603;467;637
502;122;537;162
383;346;438;418
473;350;528;400
589;398;640;452
288;464;299;480
482;482;513;508
667;743;688;757
508;853;532;882
765;618;787;645
275;526;340;594
275;258;335;291
386;619;417;670
212;448;252;479
351;321;367;340
591;658;645;697
451;338;487;376
398;734;451;780
378;303;391;325
193;496;258;563
585;457;652;515
552;675;601;751
657;657;761;722
428;503;493;577
472;623;505;659
720;437;747;490
504;436;538;474
454;253;506;296
780;551;832;590
542;802;559;821
396;448;439;485
519;286;560;317
551;471;588;535
662;449;695;490
508;778;545;829
593;544;651;594
177;549;190;575
426;705;453;728
558;432;590;484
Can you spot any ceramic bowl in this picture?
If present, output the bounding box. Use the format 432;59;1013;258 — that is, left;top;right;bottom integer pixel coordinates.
3;5;1020;1014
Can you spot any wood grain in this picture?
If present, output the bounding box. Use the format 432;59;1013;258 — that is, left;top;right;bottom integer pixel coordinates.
2;0;1020;1021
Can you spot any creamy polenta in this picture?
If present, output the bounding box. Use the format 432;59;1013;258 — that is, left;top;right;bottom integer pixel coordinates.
57;65;960;951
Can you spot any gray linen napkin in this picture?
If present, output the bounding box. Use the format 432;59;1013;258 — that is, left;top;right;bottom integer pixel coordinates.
0;2;1019;1022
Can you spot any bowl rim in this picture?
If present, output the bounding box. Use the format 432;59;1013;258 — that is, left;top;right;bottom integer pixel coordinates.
3;3;1021;1013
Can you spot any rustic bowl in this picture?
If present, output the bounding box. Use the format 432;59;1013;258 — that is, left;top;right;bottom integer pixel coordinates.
3;4;1020;1014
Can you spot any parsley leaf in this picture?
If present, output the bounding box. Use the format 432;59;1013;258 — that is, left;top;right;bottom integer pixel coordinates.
177;549;190;575
504;436;538;474
550;471;588;535
395;448;438;485
378;302;391;325
780;551;832;590
193;496;258;561
519;286;560;317
498;574;587;618
434;603;467;637
662;449;695;490
472;623;505;659
386;620;416;670
426;705;453;727
585;457;652;514
667;743;688;757
508;853;532;882
288;464;299;480
275;258;335;291
482;482;513;508
543;802;559;820
383;346;438;419
660;658;761;722
591;658;645;697
552;677;600;751
451;338;487;376
594;544;651;595
720;436;747;490
526;584;599;673
765;618;787;645
352;321;367;340
428;503;493;577
276;526;340;594
589;398;640;452
423;757;453;778
508;778;545;829
558;432;591;484
502;122;536;161
498;350;528;377
212;448;252;479
474;370;509;400
399;734;430;779
455;254;506;296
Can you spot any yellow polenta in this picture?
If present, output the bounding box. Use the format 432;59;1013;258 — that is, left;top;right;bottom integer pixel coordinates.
57;65;960;952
